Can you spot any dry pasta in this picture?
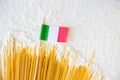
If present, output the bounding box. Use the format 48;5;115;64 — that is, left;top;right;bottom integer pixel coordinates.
0;39;104;80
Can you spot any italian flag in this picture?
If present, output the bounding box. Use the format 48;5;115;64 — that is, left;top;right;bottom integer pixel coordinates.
40;24;69;43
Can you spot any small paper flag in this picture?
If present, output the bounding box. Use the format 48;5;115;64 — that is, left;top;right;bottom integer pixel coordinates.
40;24;69;43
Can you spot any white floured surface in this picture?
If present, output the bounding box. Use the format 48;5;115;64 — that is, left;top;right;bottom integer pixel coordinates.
0;0;120;79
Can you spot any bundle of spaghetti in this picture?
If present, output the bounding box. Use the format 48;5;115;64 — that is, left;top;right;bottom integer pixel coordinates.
1;38;104;80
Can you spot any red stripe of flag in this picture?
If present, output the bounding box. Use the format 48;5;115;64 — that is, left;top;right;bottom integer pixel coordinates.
57;27;69;43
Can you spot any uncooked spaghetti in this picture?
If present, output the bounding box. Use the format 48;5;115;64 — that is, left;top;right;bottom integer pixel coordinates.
0;38;104;80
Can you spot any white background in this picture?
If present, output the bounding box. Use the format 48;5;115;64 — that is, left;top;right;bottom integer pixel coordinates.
0;0;120;79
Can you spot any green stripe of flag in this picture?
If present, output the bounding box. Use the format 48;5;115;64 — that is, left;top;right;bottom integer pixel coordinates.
40;24;49;40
